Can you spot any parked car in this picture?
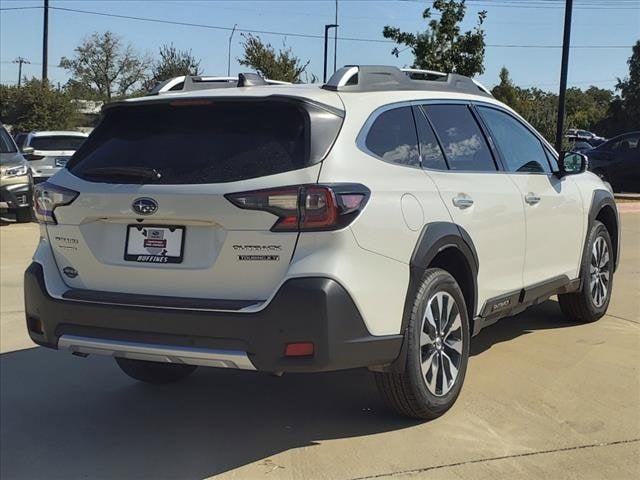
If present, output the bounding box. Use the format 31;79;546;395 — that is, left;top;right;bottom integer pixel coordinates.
586;131;640;192
0;124;33;222
24;67;619;419
568;140;594;153
20;131;88;183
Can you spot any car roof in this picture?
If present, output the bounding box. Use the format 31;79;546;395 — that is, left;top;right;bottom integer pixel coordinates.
30;131;88;137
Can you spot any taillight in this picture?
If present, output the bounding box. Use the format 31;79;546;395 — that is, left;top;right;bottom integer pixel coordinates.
226;184;369;232
33;181;79;225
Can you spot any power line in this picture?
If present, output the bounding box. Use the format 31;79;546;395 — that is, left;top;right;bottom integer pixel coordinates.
0;5;631;50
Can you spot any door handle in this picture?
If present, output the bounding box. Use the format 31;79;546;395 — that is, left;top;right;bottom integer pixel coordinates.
452;195;474;209
525;193;541;205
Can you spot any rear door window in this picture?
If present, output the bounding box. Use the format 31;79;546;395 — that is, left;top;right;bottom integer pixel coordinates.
364;106;420;167
413;106;447;170
477;106;551;173
423;104;496;172
69;100;336;184
31;136;86;151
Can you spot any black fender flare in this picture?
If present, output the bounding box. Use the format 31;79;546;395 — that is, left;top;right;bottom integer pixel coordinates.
586;189;620;273
377;222;479;373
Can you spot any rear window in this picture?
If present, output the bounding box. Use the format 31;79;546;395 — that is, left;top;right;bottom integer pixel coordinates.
69;100;336;184
31;136;86;151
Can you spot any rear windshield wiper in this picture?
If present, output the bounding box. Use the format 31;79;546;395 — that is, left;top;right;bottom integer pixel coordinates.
80;166;162;182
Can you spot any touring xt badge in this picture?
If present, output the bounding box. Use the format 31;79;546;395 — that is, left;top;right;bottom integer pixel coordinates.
233;244;281;261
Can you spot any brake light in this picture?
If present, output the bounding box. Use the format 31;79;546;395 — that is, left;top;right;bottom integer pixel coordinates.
33;181;79;225
226;184;369;232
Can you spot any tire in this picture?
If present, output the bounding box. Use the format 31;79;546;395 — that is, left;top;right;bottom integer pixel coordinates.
374;268;470;420
115;357;197;384
558;220;613;323
15;207;33;223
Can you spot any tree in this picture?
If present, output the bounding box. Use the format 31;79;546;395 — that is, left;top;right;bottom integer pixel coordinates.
60;31;151;101
238;34;311;83
597;40;640;136
491;67;613;145
145;43;202;90
383;0;487;76
491;67;521;109
0;79;80;132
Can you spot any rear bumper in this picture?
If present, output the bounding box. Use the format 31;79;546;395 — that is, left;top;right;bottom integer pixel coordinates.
0;182;32;209
24;262;403;372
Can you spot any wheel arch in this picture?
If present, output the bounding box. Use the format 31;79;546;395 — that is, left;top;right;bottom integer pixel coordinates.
375;222;479;374
404;222;478;332
588;190;619;272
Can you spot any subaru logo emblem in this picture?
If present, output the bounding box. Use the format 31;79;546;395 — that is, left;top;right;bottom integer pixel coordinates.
132;197;158;216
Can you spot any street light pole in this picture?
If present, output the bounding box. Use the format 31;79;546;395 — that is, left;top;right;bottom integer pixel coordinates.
42;0;49;82
13;57;31;87
555;0;573;154
333;0;338;73
228;24;238;77
323;24;338;83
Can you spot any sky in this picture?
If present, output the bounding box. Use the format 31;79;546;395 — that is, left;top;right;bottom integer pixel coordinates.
0;0;639;93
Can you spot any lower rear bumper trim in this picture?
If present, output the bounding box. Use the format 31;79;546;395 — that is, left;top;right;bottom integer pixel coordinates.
58;334;256;370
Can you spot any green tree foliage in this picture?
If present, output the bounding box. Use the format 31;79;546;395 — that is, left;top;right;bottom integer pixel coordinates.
492;67;614;144
238;34;311;82
145;43;202;91
0;79;80;132
383;0;487;76
597;40;640;136
60;31;151;101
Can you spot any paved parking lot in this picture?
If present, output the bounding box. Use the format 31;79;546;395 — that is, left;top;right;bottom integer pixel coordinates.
1;212;638;480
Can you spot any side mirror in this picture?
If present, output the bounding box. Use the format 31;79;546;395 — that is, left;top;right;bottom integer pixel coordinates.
558;151;587;177
21;146;34;155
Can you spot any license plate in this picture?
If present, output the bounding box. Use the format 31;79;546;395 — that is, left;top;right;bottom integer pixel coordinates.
125;225;185;263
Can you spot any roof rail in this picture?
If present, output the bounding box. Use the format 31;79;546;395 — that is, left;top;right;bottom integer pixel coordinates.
322;65;492;97
148;73;291;95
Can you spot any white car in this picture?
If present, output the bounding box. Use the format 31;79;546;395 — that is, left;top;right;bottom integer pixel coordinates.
25;67;619;419
20;131;88;183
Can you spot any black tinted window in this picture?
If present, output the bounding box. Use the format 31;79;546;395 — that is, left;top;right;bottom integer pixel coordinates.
31;136;86;151
365;106;419;167
413;107;447;170
0;128;17;153
478;106;550;173
69;101;312;184
424;105;496;171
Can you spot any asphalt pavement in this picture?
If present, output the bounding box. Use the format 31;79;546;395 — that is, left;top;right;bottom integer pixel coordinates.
0;212;638;479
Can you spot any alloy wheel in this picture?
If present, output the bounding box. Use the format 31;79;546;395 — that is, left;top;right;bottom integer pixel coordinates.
590;236;610;308
420;291;463;397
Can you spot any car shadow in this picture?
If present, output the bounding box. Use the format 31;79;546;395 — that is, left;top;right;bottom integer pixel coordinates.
471;299;581;357
1;299;581;479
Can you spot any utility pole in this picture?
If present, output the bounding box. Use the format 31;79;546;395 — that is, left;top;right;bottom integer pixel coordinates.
228;24;238;77
555;0;573;154
333;0;338;73
13;57;30;87
323;24;338;83
42;0;49;82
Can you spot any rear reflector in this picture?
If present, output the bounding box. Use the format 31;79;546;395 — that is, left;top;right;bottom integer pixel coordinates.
284;342;315;357
226;183;370;232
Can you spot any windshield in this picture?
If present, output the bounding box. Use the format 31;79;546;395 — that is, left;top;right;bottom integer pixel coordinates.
0;128;17;154
69;100;314;184
30;136;86;151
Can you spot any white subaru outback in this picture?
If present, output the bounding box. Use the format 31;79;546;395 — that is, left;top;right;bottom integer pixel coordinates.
25;67;619;419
